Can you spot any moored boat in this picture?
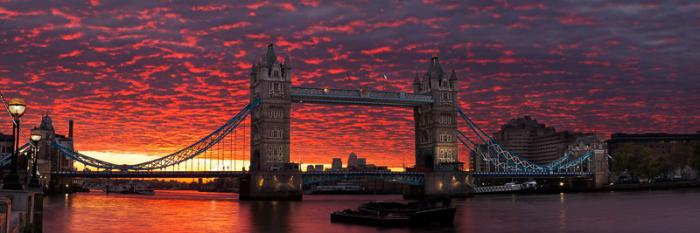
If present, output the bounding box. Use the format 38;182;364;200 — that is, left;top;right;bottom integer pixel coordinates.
104;181;155;195
330;196;456;226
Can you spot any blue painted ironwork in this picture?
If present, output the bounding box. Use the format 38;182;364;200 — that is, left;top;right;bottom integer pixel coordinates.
44;95;595;181
0;142;30;168
51;98;260;171
470;171;593;178
456;107;594;173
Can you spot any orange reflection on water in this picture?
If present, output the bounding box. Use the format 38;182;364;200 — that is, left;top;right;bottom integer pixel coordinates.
43;190;407;233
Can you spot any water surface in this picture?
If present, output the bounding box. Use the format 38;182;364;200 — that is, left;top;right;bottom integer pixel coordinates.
43;189;700;233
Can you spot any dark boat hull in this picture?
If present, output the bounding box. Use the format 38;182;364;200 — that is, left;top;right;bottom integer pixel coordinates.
410;207;456;226
331;207;456;227
331;211;410;226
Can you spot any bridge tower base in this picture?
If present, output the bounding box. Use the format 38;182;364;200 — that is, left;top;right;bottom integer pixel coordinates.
239;171;302;201
404;172;474;198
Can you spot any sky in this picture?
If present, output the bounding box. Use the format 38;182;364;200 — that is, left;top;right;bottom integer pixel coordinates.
1;0;699;169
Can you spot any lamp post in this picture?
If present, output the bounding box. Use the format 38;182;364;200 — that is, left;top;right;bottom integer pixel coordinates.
29;128;42;188
3;98;26;190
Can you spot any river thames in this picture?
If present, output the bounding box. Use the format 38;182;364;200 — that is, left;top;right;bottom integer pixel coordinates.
43;189;700;233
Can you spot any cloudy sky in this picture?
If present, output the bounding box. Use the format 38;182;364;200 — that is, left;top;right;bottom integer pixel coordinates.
1;0;698;168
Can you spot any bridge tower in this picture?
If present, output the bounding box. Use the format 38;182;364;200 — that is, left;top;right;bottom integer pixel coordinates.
34;114;75;193
242;43;301;200
413;56;459;171
249;43;292;172
409;56;472;197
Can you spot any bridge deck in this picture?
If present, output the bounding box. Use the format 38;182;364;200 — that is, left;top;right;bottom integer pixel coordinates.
52;171;250;178
51;171;426;179
290;87;433;107
52;171;590;179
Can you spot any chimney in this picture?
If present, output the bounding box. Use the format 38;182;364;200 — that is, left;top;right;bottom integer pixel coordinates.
69;119;74;138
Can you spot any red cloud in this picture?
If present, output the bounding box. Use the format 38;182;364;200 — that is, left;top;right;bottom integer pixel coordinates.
360;46;392;55
58;50;82;58
61;32;83;40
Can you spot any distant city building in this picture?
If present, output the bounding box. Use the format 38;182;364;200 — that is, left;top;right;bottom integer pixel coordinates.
357;158;366;168
0;133;12;157
326;153;388;172
347;152;358;169
305;164;325;172
607;133;700;157
490;116;585;165
331;158;342;170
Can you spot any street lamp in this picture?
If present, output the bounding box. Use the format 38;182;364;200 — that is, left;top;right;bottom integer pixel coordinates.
29;128;42;188
8;98;26;118
3;98;27;190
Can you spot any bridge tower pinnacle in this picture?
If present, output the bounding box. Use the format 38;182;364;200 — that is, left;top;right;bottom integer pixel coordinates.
249;43;292;172
413;56;459;171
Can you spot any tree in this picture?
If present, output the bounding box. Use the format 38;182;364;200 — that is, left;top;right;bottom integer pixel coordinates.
669;143;692;171
611;143;670;179
612;144;648;177
690;142;700;175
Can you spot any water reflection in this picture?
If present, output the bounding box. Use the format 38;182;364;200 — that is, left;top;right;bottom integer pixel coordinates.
42;189;700;233
245;201;293;233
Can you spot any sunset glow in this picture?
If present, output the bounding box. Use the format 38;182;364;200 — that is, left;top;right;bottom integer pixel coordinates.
1;1;698;169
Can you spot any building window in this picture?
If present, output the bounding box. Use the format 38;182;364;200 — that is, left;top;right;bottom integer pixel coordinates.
267;146;285;162
438;149;454;162
441;93;451;103
440;134;453;142
273;70;280;77
268;108;283;119
439;115;452;125
269;129;282;138
269;82;284;96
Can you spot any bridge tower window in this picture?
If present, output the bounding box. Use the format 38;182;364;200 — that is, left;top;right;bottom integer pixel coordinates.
267;146;285;162
269;82;284;96
439;114;452;125
440;93;452;103
268;108;283;119
269;129;282;138
440;134;453;142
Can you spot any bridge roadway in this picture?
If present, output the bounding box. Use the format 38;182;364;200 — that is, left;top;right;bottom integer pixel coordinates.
51;171;592;179
50;171;427;179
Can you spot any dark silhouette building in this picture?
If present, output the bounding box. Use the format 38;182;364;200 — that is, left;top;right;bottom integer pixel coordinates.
491;116;585;165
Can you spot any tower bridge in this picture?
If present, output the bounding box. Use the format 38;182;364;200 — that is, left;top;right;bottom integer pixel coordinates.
4;42;609;200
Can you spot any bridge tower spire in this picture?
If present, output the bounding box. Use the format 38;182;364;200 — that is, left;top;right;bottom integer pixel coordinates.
413;55;459;171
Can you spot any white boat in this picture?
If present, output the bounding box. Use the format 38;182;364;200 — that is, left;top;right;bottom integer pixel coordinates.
104;181;155;195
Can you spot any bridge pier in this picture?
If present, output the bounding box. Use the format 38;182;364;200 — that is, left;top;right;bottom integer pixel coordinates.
405;172;473;198
239;171;302;201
